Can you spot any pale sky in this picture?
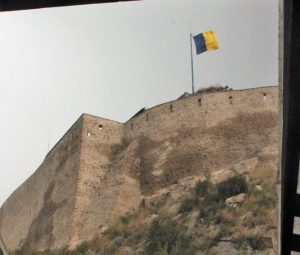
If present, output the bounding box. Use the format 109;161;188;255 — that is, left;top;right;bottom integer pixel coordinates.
0;0;278;206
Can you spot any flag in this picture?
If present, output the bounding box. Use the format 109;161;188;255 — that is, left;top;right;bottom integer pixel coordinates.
193;31;219;55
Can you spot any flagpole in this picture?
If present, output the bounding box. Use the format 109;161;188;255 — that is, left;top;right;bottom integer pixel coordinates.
189;22;195;94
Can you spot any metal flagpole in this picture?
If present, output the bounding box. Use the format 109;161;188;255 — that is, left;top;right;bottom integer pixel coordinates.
189;21;195;94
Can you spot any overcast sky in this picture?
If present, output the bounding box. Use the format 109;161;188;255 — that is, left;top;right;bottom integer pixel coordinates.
0;0;278;206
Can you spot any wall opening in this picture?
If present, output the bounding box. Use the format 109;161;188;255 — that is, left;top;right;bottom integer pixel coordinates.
170;104;173;112
146;113;149;121
198;98;202;107
98;124;103;130
229;96;233;104
263;93;267;101
131;123;134;130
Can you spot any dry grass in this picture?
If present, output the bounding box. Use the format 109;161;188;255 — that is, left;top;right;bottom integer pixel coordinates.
248;161;277;184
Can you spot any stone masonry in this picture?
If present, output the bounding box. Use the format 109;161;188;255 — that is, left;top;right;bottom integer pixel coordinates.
0;86;278;253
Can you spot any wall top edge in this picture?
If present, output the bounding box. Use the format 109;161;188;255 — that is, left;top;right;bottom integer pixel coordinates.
82;113;124;125
124;85;278;124
37;85;280;163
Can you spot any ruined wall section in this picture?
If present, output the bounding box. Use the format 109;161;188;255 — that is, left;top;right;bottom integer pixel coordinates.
124;86;278;141
0;116;84;252
70;114;124;247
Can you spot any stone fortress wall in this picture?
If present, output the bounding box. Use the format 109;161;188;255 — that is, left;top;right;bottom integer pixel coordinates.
124;86;278;141
0;86;278;253
0;114;123;252
0;115;84;251
70;114;123;247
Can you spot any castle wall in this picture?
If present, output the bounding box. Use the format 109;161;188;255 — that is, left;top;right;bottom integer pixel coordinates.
0;86;279;252
69;114;124;247
124;86;278;141
0;116;84;252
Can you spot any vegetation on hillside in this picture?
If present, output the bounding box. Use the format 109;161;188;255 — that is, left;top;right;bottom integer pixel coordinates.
179;175;248;223
145;218;194;255
14;168;277;255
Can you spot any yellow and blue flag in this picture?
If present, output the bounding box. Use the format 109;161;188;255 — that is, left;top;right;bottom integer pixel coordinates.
193;31;219;55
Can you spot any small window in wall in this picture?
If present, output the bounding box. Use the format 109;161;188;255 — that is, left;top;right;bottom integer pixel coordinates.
263;93;267;101
170;104;173;112
229;96;233;104
131;123;134;130
146;113;149;121
87;131;91;137
198;98;202;107
98;124;103;130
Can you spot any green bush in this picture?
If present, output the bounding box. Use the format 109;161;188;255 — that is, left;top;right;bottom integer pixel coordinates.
179;176;248;224
203;191;222;205
179;181;212;213
198;190;224;224
178;197;196;213
195;181;209;197
178;180;225;223
145;218;193;255
217;175;248;200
